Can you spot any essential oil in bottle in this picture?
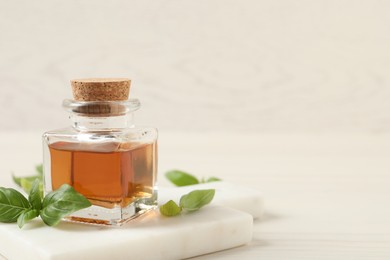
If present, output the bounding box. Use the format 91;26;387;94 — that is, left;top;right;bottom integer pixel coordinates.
43;78;158;226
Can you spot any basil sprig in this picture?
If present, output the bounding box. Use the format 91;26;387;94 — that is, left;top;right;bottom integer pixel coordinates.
165;170;221;187
159;189;215;217
0;179;91;228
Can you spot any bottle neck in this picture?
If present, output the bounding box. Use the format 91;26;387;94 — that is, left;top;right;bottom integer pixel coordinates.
63;98;141;131
70;113;135;131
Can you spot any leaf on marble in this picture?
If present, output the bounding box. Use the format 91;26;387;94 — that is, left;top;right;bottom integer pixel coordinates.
180;189;215;212
205;177;221;183
159;200;182;217
166;170;222;187
165;170;199;186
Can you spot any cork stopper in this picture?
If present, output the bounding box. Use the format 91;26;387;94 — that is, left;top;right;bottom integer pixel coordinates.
71;78;131;101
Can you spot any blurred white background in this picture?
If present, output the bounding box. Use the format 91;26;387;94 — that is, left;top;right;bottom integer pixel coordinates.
0;0;389;133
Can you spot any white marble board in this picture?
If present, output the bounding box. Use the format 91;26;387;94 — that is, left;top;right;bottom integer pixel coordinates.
0;182;263;259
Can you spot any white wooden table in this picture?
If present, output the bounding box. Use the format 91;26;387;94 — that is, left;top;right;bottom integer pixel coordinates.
0;132;389;259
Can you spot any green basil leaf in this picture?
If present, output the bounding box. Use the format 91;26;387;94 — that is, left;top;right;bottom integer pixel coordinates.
29;179;42;211
17;209;39;228
159;200;182;217
20;178;44;195
35;164;43;175
12;175;40;189
206;177;221;183
12;173;22;186
0;187;31;223
40;184;91;226
180;189;215;212
12;165;43;195
165;170;199;186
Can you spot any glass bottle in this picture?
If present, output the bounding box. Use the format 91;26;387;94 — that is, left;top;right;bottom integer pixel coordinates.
42;78;158;226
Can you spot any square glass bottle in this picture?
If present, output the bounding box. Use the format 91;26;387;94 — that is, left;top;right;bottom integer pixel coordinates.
42;78;158;226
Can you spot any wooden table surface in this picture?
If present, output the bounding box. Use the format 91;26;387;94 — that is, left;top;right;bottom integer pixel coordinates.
0;132;389;259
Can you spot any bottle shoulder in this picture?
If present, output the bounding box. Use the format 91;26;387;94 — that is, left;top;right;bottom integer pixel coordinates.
43;126;157;145
44;126;157;135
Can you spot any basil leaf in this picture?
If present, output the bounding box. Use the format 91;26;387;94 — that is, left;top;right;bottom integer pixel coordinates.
180;189;215;212
20;178;43;195
12;165;43;195
35;164;43;175
12;174;22;186
40;184;91;226
159;200;182;217
12;175;40;189
206;177;221;183
17;209;39;228
29;179;42;211
165;170;199;186
0;187;31;222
